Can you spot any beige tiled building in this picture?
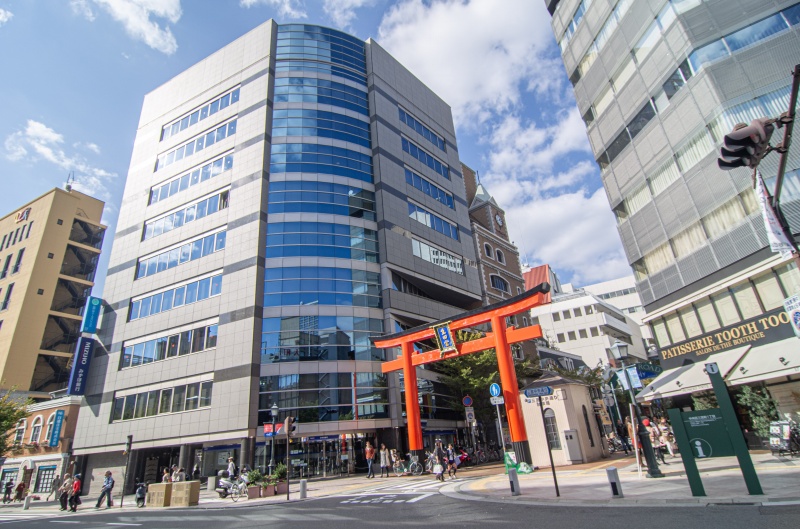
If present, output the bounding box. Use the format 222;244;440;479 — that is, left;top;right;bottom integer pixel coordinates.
0;187;105;398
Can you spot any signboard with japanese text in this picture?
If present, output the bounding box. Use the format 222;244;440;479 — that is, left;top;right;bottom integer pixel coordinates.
783;294;800;338
80;296;102;334
67;337;95;396
432;322;457;354
49;410;65;447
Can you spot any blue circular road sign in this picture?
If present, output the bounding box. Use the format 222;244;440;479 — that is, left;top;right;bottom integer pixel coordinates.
489;383;501;397
462;395;473;407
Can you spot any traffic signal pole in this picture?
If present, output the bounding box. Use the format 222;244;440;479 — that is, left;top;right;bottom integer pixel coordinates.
772;64;799;212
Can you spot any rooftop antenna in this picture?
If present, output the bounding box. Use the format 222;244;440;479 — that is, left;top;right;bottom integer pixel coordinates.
64;172;75;192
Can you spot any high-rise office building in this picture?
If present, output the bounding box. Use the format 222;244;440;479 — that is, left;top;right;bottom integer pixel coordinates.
73;21;482;492
0;187;105;397
546;0;800;415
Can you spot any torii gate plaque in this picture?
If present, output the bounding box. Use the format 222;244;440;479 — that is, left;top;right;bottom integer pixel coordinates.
373;282;551;464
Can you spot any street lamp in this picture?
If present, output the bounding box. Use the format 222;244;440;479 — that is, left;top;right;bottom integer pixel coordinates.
268;403;279;476
609;340;664;478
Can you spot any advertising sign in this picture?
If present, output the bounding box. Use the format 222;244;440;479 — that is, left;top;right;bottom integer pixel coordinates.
67;337;95;396
49;409;65;447
783;294;800;338
80;296;102;334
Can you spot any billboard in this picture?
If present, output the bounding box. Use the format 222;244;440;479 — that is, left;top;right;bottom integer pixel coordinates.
67;337;95;396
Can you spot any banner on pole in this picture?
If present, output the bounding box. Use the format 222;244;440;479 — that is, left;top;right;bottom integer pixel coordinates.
756;171;794;259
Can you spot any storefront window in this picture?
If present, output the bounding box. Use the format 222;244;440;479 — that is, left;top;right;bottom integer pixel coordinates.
711;291;740;326
695;298;720;332
678;306;702;338
732;282;761;319
651;319;670;347
665;313;686;343
753;271;785;310
776;262;800;295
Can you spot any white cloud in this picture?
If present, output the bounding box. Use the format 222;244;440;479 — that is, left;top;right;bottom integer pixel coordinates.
0;8;13;26
4;120;117;201
323;0;373;30
240;0;307;19
78;0;182;55
70;0;96;21
378;0;558;126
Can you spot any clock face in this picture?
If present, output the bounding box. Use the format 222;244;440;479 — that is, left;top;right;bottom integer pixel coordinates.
495;214;503;226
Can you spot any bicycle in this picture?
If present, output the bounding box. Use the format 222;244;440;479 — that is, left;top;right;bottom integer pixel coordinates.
230;476;248;502
392;454;423;476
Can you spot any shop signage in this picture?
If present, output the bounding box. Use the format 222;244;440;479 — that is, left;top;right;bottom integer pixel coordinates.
80;296;102;334
432;321;457;355
658;307;795;369
783;294;800;338
15;208;30;223
67;337;95;396
49;410;65;447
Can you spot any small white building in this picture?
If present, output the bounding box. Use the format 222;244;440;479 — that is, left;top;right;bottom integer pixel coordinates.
521;374;605;467
582;275;655;349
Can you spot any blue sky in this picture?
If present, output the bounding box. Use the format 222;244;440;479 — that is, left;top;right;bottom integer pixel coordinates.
0;0;630;295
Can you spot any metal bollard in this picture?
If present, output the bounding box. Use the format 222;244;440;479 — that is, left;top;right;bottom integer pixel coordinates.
606;466;624;498
208;476;217;491
508;467;521;497
23;495;32;510
299;479;307;499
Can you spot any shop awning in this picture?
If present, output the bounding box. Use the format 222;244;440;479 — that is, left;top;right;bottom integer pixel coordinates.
726;339;800;385
636;346;751;402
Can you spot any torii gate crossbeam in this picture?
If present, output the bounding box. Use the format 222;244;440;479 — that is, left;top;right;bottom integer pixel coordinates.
373;282;551;464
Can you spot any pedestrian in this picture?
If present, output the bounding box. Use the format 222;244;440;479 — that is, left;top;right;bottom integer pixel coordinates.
446;443;457;479
68;473;82;512
2;480;13;504
13;482;25;502
433;440;446;482
378;443;390;478
625;416;640;456
46;474;62;501
58;474;73;511
615;419;630;454
659;417;676;457
364;441;375;478
176;468;186;482
171;464;181;482
226;458;237;479
95;471;114;509
644;418;668;464
162;467;172;483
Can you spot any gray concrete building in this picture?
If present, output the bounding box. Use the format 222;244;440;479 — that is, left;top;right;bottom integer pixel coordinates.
546;0;800;417
73;21;482;493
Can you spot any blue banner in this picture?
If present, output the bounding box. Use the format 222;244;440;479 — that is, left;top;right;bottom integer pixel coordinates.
49;410;65;447
67;337;95;396
80;296;102;334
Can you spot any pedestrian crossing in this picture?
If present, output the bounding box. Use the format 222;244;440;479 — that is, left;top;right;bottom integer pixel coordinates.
0;510;63;524
336;476;472;504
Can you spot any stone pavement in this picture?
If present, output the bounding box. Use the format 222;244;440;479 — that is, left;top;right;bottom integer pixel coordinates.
442;450;800;507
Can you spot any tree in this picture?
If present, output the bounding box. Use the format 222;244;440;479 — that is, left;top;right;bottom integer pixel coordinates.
735;385;779;437
0;390;32;457
434;348;542;430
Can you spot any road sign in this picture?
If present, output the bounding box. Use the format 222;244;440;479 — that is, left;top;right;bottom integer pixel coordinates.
635;362;663;379
490;396;505;405
603;395;615;407
489;383;501;397
524;386;553;398
462;395;473;407
264;423;284;437
465;406;475;422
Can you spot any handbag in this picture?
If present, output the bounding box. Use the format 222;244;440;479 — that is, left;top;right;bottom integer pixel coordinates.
433;464;443;474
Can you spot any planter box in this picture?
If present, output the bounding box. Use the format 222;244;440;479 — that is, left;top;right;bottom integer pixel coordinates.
275;482;288;494
170;481;200;507
247;486;260;500
261;485;275;497
146;483;172;507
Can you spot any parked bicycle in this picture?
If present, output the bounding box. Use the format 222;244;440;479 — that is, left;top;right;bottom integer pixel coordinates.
393;453;423;476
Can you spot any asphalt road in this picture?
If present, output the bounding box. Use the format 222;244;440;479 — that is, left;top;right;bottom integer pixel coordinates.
1;477;798;528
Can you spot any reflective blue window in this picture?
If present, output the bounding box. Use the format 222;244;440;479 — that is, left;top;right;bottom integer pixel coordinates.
275;61;366;85
161;87;240;141
405;168;454;209
143;191;229;241
266;221;378;262
263;267;381;308
274;78;368;115
726;13;787;52
129;273;222;321
272;108;370;147
269;143;373;183
150;154;233;205
785;4;800;25
407;203;459;240
156;120;237;171
402;138;449;180
268;181;375;221
399;108;446;151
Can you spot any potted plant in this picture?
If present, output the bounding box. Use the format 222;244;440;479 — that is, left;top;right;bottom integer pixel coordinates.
274;463;288;494
246;469;263;500
261;475;277;497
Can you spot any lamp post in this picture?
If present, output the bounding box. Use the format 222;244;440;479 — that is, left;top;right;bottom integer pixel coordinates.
609;340;664;478
268;403;279;476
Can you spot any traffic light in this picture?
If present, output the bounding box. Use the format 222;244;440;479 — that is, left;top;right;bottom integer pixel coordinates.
284;416;297;436
718;118;774;170
123;434;133;455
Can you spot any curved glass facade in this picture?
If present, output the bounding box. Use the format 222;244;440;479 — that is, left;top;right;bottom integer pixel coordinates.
263;25;382;426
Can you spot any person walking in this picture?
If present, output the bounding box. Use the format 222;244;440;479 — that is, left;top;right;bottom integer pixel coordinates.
379;444;390;478
13;482;25;502
46;474;62;501
644;418;668;464
364;442;375;478
58;474;73;511
615;419;630;454
68;473;82;512
162;467;172;483
2;480;13;504
226;458;236;479
446;443;458;479
659;417;676;457
433;440;446;482
95;471;114;509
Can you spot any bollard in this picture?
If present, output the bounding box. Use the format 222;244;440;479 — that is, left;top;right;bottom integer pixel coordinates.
508;467;521;497
23;496;32;510
208;476;217;491
606;466;624;498
299;479;307;499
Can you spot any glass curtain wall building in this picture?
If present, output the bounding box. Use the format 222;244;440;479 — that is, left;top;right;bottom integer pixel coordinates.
546;0;800;415
73;21;482;495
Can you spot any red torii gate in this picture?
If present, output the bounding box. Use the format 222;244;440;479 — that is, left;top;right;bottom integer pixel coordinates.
373;282;551;464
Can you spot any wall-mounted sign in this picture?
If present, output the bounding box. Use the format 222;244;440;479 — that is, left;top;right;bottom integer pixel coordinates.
783;294;800;338
15;208;30;223
67;337;95;396
658;307;794;369
49;409;65;447
80;296;102;334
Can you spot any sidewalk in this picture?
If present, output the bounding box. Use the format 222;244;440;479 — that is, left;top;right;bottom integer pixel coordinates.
442;451;800;507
